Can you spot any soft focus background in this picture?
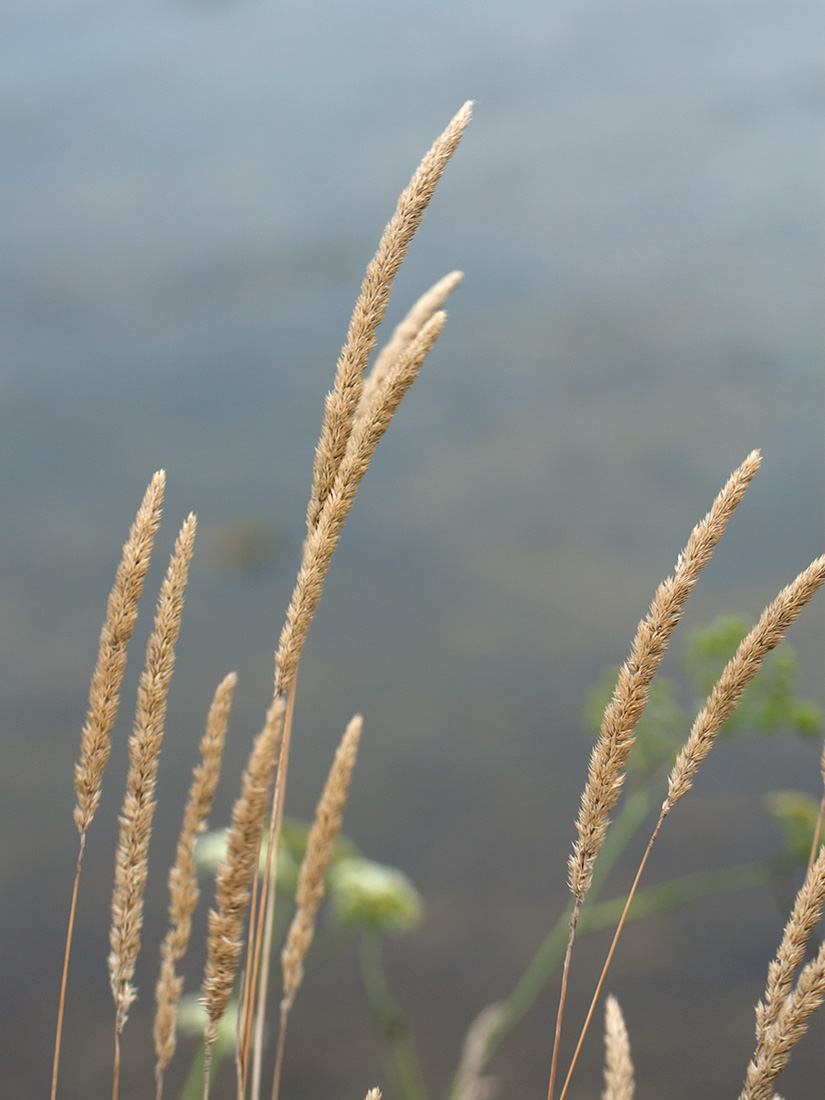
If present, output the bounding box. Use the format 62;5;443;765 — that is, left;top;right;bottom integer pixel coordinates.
1;1;823;1097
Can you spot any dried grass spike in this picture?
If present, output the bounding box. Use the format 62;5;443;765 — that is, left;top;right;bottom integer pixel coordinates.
108;513;196;1098
306;102;471;535
202;695;285;1046
755;846;825;1048
358;270;464;418
668;553;825;808
74;470;165;837
153;671;236;1097
281;714;363;1006
276;312;446;693
569;450;761;903
742;941;825;1099
602;995;635;1100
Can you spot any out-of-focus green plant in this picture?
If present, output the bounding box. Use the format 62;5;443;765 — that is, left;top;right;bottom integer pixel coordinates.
437;617;823;1100
180;619;822;1100
685;615;822;738
328;858;423;935
184;822;422;1100
585;616;822;778
766;790;824;866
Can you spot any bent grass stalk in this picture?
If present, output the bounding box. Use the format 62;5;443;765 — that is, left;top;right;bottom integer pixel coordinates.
806;741;825;877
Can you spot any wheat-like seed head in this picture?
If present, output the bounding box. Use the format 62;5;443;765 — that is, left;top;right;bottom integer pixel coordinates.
306;102;471;538
668;554;825;809
742;940;825;1099
739;847;825;1099
108;513;196;1034
276;312;446;693
202;695;285;1045
74;471;165;837
602;995;635;1100
281;714;362;1008
153;671;236;1087
756;845;825;1048
568;450;761;901
357;269;464;420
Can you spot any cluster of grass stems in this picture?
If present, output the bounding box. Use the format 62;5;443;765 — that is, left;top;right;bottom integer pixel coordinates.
48;102;825;1100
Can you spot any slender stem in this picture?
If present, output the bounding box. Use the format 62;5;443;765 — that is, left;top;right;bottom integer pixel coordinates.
238;824;264;1094
242;679;297;1100
265;684;297;1100
270;1002;289;1100
51;834;86;1100
546;899;581;1100
112;1024;121;1100
487;788;653;1059
203;1038;214;1100
556;806;667;1100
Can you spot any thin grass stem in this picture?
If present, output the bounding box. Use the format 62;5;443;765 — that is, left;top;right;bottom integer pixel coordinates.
244;678;297;1100
51;837;84;1100
557;811;665;1100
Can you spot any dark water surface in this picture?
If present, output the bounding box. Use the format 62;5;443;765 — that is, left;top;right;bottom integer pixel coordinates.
1;1;823;1098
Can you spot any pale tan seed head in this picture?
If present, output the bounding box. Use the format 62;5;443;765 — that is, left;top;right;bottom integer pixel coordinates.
357;270;464;420
202;695;285;1045
739;847;825;1099
281;714;362;1007
74;471;165;837
742;938;825;1099
306;102;471;538
276;313;446;693
108;514;196;1035
668;554;825;809
153;671;236;1086
602;995;635;1100
568;451;761;901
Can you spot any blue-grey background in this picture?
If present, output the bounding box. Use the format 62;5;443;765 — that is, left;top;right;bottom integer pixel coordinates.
1;1;823;1097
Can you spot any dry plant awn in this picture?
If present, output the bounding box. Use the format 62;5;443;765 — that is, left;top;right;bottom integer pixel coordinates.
46;101;825;1100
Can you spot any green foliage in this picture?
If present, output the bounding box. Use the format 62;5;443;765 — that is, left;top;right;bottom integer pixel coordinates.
328;857;424;935
685;615;822;738
584;616;822;778
765;790;824;866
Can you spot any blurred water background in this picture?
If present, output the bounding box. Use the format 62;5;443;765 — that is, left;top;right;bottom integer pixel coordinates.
1;0;823;1097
